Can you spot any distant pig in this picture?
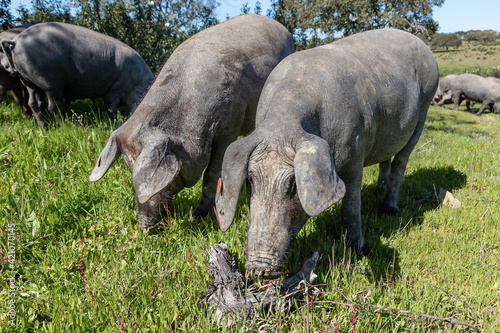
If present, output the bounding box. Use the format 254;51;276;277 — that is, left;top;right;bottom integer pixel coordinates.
216;29;438;278
0;22;154;126
0;22;39;116
89;14;295;230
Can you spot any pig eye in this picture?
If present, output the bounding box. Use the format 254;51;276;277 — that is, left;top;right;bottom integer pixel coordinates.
286;176;296;196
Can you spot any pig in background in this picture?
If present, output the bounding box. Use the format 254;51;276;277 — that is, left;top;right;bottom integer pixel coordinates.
0;22;39;116
434;73;500;115
0;22;154;127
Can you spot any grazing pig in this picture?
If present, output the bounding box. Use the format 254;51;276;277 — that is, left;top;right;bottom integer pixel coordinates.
89;14;295;230
433;75;473;109
0;22;39;116
215;28;438;278
447;74;500;116
433;74;456;106
0;22;154;126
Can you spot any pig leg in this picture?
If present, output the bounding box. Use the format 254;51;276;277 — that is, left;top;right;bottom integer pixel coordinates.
26;85;46;127
104;94;120;122
475;100;491;116
376;159;391;192
382;108;427;214
10;87;31;117
493;102;500;114
46;91;65;120
452;90;463;110
339;161;367;253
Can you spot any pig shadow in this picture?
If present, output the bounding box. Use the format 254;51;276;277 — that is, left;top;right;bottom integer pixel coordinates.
288;166;467;283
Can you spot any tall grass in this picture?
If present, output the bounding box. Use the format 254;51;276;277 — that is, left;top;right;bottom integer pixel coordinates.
0;100;499;332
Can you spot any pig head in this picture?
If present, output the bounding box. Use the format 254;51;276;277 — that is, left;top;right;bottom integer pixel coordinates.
216;130;346;277
90;129;183;229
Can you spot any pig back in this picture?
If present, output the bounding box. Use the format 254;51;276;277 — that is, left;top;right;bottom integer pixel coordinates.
11;22;149;99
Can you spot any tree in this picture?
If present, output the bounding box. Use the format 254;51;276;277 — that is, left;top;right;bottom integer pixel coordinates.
254;1;262;14
269;0;444;49
429;32;461;51
16;0;72;23
464;29;498;43
14;0;219;72
0;0;14;29
240;2;250;14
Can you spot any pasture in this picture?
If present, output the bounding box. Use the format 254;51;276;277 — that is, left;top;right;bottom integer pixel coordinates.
434;41;500;77
1;81;499;330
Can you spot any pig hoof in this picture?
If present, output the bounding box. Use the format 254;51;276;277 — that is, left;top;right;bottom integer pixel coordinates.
350;243;371;256
359;243;371;256
381;205;398;216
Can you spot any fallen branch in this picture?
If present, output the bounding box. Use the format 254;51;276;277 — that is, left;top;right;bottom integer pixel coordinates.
314;301;477;331
415;140;431;151
311;279;479;331
201;243;318;327
23;233;55;248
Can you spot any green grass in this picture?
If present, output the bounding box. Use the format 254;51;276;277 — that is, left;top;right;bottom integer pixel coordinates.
433;41;500;77
0;100;499;332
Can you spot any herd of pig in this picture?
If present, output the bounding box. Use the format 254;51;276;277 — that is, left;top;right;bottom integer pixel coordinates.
433;73;500;116
1;15;442;278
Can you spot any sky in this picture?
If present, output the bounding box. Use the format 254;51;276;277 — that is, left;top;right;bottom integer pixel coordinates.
8;0;500;34
216;0;500;34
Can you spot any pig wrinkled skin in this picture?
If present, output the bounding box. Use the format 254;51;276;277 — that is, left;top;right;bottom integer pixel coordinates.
216;28;439;278
89;14;295;230
0;22;154;126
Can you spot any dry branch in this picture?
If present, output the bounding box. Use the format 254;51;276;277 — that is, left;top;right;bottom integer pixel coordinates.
201;243;318;326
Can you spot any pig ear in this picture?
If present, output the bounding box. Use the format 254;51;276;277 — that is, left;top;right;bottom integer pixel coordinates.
89;130;122;182
294;134;346;216
215;134;259;232
132;138;180;204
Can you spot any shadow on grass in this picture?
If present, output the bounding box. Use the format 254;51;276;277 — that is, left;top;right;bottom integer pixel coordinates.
287;166;467;283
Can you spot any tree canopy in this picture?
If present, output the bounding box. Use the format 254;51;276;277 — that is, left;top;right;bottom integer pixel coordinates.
268;0;444;49
4;0;219;72
429;32;462;50
0;0;449;67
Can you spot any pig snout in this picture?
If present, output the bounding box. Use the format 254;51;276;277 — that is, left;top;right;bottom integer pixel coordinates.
136;192;171;230
245;234;288;278
245;260;283;279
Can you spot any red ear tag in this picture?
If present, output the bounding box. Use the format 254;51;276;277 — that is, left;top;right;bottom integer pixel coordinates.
96;155;102;167
217;178;222;194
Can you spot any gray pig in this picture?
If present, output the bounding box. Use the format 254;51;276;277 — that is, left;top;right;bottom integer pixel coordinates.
215;28;438;278
433;75;474;109
0;23;39;116
433;74;456;106
0;22;154;126
448;73;500;116
89;14;295;229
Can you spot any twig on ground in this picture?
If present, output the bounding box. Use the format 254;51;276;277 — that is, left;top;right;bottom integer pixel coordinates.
23;233;55;248
415;140;431;151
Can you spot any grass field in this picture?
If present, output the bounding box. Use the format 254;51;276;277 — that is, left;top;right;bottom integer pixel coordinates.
0;82;499;331
434;41;500;77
